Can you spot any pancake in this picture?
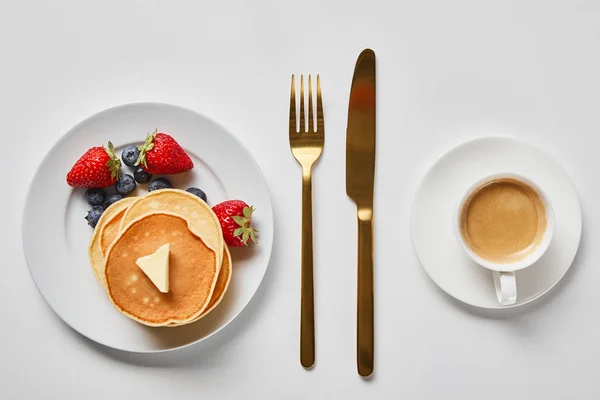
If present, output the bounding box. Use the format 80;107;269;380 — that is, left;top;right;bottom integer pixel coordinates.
88;197;138;288
167;245;232;326
120;189;224;270
89;197;232;323
104;212;220;326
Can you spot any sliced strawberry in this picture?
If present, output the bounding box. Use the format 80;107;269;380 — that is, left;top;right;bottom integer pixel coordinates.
135;129;193;174
66;142;122;188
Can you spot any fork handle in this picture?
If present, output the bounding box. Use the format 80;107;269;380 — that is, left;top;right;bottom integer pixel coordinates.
300;167;315;369
357;206;374;377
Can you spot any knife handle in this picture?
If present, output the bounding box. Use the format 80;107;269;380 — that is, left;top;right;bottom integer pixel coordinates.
357;206;374;377
300;167;315;369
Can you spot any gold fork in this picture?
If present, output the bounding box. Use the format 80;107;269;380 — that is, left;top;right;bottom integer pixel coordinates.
289;74;324;369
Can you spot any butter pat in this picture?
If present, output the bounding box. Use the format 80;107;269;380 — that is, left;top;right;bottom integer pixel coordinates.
136;243;170;293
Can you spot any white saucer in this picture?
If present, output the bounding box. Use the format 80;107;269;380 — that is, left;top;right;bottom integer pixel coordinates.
410;137;582;309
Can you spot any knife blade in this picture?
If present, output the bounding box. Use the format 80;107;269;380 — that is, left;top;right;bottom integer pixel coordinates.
345;48;376;377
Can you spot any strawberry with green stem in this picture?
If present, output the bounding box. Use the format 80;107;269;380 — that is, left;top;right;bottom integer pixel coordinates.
135;129;194;174
66;142;122;188
212;200;259;247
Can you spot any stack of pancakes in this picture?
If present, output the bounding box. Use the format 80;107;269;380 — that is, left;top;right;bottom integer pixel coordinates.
88;189;231;327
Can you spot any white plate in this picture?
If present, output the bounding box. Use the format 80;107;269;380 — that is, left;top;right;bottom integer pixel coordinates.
410;137;582;309
22;102;273;352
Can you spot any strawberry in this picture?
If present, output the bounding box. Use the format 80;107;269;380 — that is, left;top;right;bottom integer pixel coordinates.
135;129;194;174
212;200;258;247
66;142;122;188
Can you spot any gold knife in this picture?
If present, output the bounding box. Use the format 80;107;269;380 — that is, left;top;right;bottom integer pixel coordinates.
346;48;376;377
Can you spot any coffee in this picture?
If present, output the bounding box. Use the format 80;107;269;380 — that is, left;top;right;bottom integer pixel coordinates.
459;178;547;263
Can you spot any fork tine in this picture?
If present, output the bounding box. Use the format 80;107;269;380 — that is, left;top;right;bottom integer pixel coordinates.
308;75;314;133
316;75;324;133
289;74;296;133
300;74;306;133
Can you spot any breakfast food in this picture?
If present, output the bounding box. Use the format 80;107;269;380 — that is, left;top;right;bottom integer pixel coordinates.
186;187;208;202
115;174;136;195
85;206;105;228
74;131;256;328
87;190;225;326
69;132;196;229
85;188;106;206
133;166;152;184
104;193;124;208
120;190;224;277
66;142;122;188
119;189;224;261
135;129;194;174
89;196;139;286
148;177;172;191
136;243;171;293
85;187;250;327
105;212;220;326
167;245;232;327
121;145;140;167
212;200;258;247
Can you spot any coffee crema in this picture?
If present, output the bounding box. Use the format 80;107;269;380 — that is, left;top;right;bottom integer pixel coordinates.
459;178;547;263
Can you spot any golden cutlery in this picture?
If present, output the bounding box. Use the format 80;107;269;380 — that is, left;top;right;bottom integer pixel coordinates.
345;49;376;377
289;74;324;369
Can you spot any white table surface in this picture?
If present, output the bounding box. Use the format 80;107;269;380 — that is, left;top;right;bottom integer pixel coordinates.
1;0;599;398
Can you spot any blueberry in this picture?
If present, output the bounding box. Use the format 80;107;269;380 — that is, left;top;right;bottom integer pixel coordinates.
85;188;106;206
85;205;104;228
148;177;173;192
104;193;124;208
186;187;207;202
121;145;140;168
133;166;152;184
115;174;136;195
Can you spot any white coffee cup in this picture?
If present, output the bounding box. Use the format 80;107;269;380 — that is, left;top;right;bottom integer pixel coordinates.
454;173;555;306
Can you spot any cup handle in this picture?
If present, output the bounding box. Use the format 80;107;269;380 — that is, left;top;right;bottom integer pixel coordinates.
493;271;517;306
